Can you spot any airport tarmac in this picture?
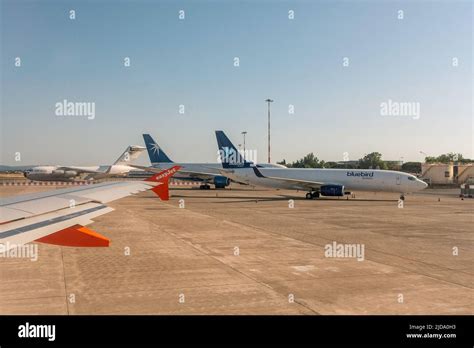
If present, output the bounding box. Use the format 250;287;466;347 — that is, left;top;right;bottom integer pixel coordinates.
0;184;472;314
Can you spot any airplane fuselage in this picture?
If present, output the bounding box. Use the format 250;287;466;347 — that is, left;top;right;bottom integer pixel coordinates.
25;165;138;182
222;167;428;194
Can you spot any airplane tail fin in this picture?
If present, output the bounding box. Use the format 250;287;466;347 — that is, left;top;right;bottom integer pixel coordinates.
215;130;252;169
145;165;181;200
113;145;146;165
143;134;173;165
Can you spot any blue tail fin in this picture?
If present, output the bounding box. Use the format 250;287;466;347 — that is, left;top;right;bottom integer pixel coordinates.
215;130;252;168
142;134;173;164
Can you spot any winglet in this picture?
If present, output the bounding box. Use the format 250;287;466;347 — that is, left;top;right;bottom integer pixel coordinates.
252;166;265;178
35;224;110;247
145;166;181;200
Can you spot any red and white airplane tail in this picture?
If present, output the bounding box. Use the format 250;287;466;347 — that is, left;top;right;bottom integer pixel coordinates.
145;165;181;200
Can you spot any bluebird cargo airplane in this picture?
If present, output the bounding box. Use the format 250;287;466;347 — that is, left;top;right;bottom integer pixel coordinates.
215;131;428;200
132;134;285;189
24;145;146;182
0;167;180;251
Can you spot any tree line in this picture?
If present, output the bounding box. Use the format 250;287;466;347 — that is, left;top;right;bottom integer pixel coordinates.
277;152;472;174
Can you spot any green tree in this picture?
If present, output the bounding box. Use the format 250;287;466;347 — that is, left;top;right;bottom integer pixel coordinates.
324;161;339;168
282;153;325;168
358;152;387;170
385;161;402;171
425;153;466;163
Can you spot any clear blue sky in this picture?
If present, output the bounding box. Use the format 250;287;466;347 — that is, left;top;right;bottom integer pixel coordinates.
1;0;472;166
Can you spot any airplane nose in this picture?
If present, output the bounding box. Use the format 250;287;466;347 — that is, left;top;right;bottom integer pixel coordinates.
418;179;428;190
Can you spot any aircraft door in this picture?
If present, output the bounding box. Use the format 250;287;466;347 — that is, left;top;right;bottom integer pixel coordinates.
396;175;401;185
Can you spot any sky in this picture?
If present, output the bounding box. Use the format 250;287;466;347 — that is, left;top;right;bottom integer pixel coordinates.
1;0;472;166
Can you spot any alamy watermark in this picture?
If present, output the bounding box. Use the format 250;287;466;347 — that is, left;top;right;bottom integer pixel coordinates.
18;322;55;341
0;242;38;261
217;146;258;165
55;99;95;120
324;241;365;261
380;99;420;120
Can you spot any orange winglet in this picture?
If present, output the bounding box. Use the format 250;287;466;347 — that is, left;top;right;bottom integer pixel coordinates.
151;184;169;201
35;224;110;247
145;166;181;201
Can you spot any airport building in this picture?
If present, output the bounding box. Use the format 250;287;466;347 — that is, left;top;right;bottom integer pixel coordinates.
421;163;474;185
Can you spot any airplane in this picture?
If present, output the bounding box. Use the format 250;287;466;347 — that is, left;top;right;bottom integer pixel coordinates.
132;133;286;190
215;130;428;200
0;166;180;252
24;145;146;182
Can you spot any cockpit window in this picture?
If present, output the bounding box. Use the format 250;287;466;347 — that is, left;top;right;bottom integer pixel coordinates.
408;177;416;181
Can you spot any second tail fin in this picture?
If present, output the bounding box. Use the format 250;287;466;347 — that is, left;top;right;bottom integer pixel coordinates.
215;130;252;169
143;134;173;164
145;166;181;200
114;145;146;165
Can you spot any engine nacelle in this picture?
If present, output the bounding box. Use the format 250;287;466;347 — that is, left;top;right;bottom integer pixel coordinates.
320;185;344;196
52;170;77;178
213;176;230;188
64;170;77;177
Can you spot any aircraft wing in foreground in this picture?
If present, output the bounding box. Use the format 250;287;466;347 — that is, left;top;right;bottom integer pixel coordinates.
0;166;180;252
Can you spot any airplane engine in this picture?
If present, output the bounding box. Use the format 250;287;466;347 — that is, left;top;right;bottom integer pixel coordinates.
52;170;77;178
64;170;77;177
213;176;230;189
320;185;344;196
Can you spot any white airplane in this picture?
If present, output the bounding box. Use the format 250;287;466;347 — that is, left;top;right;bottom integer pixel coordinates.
0;166;180;251
215;130;428;200
132;133;285;189
24;145;146;182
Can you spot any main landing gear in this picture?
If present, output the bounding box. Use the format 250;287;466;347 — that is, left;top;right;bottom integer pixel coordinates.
305;191;320;199
199;184;211;190
399;194;405;201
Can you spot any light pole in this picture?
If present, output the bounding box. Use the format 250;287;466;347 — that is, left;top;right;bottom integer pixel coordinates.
265;99;274;163
420;151;427;162
241;131;247;161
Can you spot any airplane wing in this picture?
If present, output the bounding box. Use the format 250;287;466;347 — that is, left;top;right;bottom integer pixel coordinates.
131;164;216;180
220;167;325;190
131;165;249;185
171;170;250;186
174;170;220;181
258;176;324;190
58;166;104;174
0;166;180;252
